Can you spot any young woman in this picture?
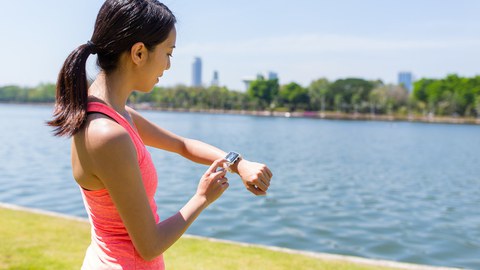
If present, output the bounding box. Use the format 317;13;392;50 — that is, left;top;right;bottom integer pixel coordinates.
48;0;272;269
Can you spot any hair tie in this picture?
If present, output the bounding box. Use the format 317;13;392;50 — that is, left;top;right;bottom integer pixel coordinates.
86;40;98;55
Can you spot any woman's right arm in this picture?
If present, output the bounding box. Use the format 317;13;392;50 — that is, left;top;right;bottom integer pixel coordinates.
86;121;228;261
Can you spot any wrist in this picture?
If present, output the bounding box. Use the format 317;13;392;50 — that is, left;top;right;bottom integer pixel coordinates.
192;194;209;209
224;151;242;173
230;157;245;174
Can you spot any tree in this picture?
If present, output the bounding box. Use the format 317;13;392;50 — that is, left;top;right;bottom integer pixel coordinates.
413;78;433;103
0;85;28;102
280;82;309;111
328;78;375;113
26;83;55;102
369;86;388;115
412;74;479;116
247;78;279;110
308;78;330;111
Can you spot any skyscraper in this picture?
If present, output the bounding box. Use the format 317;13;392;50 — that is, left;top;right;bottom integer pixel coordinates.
398;72;413;92
211;70;219;86
242;71;279;91
267;71;278;80
192;57;202;87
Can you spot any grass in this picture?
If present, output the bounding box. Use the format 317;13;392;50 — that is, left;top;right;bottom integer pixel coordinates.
0;207;90;269
0;206;398;270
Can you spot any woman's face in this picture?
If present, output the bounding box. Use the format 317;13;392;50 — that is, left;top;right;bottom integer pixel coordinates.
136;26;177;92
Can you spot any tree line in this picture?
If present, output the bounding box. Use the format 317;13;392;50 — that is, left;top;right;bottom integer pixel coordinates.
1;74;480;117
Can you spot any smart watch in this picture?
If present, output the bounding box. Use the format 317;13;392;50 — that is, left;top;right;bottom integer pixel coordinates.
224;151;242;172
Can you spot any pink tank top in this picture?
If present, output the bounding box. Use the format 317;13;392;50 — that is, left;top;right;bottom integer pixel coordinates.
80;102;164;269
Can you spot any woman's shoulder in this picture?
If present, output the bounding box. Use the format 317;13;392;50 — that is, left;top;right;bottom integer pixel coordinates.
72;113;138;187
81;113;135;155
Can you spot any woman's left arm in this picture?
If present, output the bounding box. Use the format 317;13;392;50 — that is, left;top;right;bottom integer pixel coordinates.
127;107;272;195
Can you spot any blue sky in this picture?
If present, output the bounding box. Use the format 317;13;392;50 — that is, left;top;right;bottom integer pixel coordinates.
1;0;479;91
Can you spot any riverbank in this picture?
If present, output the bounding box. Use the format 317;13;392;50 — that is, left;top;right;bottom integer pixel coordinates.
2;102;479;125
0;203;463;270
130;104;480;125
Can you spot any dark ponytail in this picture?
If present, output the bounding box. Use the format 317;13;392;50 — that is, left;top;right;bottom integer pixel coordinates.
47;44;95;137
48;0;176;137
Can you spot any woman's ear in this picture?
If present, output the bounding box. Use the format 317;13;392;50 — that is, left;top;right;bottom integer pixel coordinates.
130;42;147;66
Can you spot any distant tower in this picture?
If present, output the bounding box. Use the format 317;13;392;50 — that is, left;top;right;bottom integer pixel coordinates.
242;77;254;91
192;57;202;87
242;71;279;91
398;72;413;92
211;70;219;86
267;71;278;80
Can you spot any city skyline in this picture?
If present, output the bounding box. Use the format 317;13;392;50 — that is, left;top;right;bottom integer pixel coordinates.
398;72;414;92
191;57;202;87
1;1;479;91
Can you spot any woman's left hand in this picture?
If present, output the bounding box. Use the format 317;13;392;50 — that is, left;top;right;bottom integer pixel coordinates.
235;159;273;196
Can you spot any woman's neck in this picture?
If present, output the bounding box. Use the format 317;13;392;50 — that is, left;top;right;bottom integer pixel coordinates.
89;71;132;114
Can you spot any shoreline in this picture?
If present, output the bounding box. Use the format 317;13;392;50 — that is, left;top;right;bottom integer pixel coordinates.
2;101;480;126
131;104;480;126
0;202;463;270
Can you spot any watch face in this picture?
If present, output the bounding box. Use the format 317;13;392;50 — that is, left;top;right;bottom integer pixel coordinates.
225;152;239;163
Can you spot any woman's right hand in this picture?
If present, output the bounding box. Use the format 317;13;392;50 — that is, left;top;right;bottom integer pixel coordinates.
195;158;229;205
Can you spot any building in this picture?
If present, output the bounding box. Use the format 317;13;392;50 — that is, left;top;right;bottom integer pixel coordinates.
242;71;279;91
211;70;219;86
242;77;255;91
192;57;202;87
267;71;278;80
398;72;413;92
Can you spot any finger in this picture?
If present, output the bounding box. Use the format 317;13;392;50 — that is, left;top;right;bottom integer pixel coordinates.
222;163;229;171
210;169;227;180
247;185;266;196
261;171;270;186
260;179;269;190
216;177;228;184
221;182;230;189
207;158;227;174
253;178;268;192
265;167;273;179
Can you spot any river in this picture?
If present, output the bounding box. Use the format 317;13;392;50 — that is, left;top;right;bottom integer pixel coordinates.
0;104;479;269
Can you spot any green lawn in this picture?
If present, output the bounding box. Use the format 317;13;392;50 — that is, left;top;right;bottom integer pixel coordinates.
0;206;398;270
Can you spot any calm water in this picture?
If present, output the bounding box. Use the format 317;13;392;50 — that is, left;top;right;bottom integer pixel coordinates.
1;104;479;269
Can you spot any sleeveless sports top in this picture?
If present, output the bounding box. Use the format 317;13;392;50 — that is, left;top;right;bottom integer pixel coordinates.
80;102;164;269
